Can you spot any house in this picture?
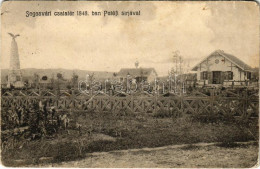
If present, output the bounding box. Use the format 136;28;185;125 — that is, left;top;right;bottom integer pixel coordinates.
191;50;254;87
117;68;158;83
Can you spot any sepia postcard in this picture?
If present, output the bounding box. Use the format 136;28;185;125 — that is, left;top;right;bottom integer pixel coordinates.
0;0;259;168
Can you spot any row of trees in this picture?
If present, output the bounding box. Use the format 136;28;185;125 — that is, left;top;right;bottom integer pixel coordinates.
27;72;96;90
23;72;77;90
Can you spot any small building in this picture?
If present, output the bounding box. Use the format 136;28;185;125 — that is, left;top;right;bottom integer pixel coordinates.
117;68;158;83
191;50;254;87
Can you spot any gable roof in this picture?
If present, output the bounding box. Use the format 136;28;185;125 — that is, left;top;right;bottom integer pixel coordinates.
117;68;158;77
191;50;253;71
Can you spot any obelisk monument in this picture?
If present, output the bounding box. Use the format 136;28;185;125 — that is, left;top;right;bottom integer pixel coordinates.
7;33;24;88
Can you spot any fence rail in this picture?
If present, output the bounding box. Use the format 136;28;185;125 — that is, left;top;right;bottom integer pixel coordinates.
1;89;259;118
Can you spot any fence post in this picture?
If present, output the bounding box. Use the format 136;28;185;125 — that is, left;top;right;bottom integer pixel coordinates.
39;90;43;106
210;89;214;113
110;96;114;113
154;95;157;114
180;92;184;117
243;89;248;119
55;89;59;107
131;95;134;113
71;89;75;110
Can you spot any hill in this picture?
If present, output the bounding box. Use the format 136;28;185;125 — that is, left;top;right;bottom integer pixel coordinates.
1;68;115;83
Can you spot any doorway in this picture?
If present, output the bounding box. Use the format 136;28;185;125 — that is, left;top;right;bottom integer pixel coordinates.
212;71;221;84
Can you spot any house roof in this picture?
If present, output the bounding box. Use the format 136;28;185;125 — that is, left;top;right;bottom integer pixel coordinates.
117;68;158;77
191;50;253;71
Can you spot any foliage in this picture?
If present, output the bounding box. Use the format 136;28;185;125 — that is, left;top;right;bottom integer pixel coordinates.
56;73;63;79
71;72;79;88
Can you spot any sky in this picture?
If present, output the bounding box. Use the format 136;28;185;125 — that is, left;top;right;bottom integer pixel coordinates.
1;1;259;76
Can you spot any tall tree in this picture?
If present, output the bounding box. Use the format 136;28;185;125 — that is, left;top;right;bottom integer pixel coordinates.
33;73;39;88
57;73;63;91
71;72;79;89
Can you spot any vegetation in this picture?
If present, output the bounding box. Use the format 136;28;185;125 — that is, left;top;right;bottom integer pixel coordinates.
1;109;258;167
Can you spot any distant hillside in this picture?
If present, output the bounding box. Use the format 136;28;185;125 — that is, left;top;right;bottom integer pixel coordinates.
1;68;115;83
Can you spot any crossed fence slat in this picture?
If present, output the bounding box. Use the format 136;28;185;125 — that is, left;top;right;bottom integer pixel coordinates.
1;89;259;118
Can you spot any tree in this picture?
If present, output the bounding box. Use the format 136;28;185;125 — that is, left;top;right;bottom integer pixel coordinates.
57;73;63;80
140;68;144;82
24;79;29;88
33;73;40;88
171;50;186;93
57;73;63;91
89;73;95;85
71;72;79;89
88;73;95;92
50;74;55;89
172;50;180;75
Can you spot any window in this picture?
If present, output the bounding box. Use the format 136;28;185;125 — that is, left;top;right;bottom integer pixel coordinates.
247;72;251;80
223;71;233;80
228;71;233;80
201;71;208;80
225;71;233;80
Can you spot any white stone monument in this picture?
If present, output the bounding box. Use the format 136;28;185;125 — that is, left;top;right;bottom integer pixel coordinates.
7;33;24;88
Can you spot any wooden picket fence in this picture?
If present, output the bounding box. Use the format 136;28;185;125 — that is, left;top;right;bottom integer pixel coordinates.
1;89;259;118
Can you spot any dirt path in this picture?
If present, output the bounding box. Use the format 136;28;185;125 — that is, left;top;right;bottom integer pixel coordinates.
35;141;258;168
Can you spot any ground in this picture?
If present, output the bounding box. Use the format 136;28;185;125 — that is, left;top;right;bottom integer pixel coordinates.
33;142;258;168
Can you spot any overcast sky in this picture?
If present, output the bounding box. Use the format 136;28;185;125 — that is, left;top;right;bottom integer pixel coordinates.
1;1;259;76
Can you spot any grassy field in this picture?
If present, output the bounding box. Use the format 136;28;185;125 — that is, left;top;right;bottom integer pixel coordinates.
1;110;259;167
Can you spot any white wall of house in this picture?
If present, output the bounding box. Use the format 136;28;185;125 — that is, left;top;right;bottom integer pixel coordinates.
147;70;157;82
